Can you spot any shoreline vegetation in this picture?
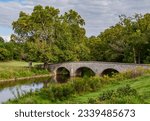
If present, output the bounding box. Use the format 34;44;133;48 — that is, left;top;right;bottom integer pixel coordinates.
6;68;150;104
0;61;50;81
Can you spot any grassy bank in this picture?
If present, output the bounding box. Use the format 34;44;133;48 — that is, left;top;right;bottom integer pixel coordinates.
6;70;150;104
0;61;49;80
63;75;150;104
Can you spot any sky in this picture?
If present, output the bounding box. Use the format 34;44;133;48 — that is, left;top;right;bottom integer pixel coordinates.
1;0;150;41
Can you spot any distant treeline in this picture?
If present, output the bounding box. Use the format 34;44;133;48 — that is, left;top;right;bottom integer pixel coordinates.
0;5;150;64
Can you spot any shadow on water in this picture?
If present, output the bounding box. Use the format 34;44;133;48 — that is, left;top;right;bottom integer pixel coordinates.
0;75;70;103
56;74;70;83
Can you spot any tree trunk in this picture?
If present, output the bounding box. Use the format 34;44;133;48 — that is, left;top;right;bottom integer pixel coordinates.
28;61;32;68
137;50;141;64
43;62;48;69
133;47;137;64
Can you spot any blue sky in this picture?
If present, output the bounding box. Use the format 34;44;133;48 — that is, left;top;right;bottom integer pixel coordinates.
1;0;150;41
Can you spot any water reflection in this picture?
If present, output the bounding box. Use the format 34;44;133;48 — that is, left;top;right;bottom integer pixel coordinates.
0;75;70;103
56;74;70;83
0;82;44;103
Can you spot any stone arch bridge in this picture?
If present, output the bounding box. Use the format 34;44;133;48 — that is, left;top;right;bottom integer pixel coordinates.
48;61;150;77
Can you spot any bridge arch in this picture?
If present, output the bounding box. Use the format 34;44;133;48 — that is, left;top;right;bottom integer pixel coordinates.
101;68;119;76
56;67;70;75
55;67;70;83
75;67;95;77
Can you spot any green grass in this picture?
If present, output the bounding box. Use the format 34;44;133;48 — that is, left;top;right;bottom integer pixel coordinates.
62;75;150;104
7;75;150;104
0;61;42;68
0;61;49;80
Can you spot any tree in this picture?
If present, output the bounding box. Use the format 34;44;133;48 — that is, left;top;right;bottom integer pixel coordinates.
58;10;88;61
87;36;104;61
12;5;60;44
119;14;149;63
99;24;128;62
97;13;150;64
12;5;88;63
62;10;86;44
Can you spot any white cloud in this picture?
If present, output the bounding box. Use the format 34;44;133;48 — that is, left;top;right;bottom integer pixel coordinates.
1;35;10;42
0;1;33;27
1;0;150;37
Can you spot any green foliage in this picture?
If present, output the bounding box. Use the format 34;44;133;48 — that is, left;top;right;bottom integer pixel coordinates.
96;13;150;64
0;42;25;61
72;78;86;93
0;48;11;61
10;5;88;63
87;36;104;61
123;68;146;79
52;84;74;101
39;83;74;101
24;41;53;62
98;85;143;104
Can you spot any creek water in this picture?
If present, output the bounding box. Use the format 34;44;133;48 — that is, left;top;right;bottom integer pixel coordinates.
0;75;69;103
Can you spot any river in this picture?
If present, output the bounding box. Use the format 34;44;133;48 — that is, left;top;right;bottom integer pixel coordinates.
0;75;69;103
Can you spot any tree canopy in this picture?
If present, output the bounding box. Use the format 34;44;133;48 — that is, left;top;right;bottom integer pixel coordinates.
92;14;150;64
11;5;89;63
0;5;150;64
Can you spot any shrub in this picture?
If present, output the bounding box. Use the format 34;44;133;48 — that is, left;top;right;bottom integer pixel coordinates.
39;88;54;100
62;83;74;98
116;84;137;97
99;90;114;101
49;83;74;101
51;85;64;100
123;68;147;79
98;85;144;104
87;76;101;91
72;78;86;93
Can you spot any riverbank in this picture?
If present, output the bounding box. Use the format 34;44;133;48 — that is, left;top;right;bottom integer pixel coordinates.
62;75;150;104
0;61;50;81
6;71;150;104
0;74;51;83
